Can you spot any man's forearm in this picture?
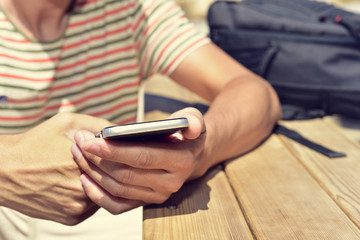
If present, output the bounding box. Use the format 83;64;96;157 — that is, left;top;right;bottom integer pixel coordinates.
192;75;281;179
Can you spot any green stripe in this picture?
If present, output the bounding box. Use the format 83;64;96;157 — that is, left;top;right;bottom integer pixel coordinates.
0;13;129;53
0;27;21;33
67;1;142;39
0;87;137;112
133;19;145;43
0;117;51;131
132;0;166;42
56;55;138;81
73;0;135;16
0;105;138;130
0;37;62;53
61;35;133;61
0;63;55;72
65;14;129;39
138;8;184;59
0;3;141;53
0;83;43;92
0;36;134;72
0;73;138;100
141;21;188;78
133;0;175;41
0;89;138;130
0;54;138;93
75;89;137;114
73;0;117;15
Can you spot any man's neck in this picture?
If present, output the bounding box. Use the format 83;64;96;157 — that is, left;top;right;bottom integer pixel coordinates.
0;0;74;41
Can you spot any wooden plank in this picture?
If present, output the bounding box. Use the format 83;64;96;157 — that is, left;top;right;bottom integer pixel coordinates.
143;166;254;240
225;133;360;239
280;118;360;229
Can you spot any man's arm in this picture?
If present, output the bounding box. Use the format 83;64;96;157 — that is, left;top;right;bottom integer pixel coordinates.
72;42;281;214
0;113;111;225
169;43;282;179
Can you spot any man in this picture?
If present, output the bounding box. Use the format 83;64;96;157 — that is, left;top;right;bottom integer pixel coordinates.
0;0;281;239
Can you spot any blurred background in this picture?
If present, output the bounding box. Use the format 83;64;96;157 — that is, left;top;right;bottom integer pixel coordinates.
144;0;360;114
175;0;360;20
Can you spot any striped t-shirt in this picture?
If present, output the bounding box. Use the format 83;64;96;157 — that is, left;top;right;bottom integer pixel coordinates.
0;0;209;134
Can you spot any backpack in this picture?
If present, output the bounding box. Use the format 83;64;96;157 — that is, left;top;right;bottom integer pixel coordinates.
207;0;360;120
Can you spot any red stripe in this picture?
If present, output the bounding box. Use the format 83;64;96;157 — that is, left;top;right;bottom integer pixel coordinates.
76;0;98;7
161;37;208;75
139;14;182;78
52;63;138;91
0;54;58;63
69;3;135;28
132;0;157;35
132;13;146;35
0;73;53;82
0;36;30;43
141;3;177;39
0;85;139;121
54;82;139;108
57;45;135;72
7;65;138;104
144;0;158;12
150;27;194;75
7;95;49;104
136;3;179;53
9;81;138;105
0;98;137;121
91;98;138;117
62;24;132;51
0;108;47;121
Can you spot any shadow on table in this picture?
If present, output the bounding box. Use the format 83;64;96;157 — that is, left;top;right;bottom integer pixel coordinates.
144;166;221;218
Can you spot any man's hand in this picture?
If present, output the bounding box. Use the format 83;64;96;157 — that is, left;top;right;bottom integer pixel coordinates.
72;108;207;214
0;113;111;225
71;42;281;216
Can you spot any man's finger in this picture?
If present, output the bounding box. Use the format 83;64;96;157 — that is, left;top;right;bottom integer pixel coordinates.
80;174;144;215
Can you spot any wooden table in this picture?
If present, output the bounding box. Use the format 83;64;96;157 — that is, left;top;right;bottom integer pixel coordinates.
142;115;360;239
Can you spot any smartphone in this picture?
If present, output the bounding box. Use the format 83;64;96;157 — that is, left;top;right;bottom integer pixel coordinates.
97;118;188;141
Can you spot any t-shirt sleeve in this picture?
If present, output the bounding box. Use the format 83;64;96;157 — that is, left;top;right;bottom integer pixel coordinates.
132;0;210;79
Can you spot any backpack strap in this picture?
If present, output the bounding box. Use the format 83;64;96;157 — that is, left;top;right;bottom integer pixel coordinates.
274;124;346;159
